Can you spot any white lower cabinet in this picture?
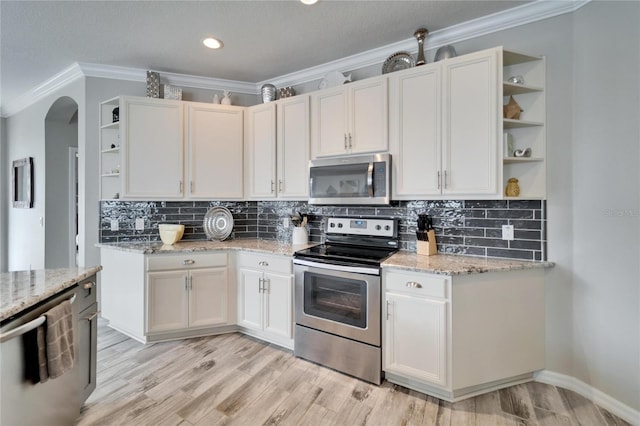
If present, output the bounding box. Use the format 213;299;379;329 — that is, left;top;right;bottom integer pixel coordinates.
383;267;544;402
237;252;293;349
147;267;228;333
385;293;448;387
384;270;450;389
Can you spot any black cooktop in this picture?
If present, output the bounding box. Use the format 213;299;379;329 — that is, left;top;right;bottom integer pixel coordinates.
294;243;397;266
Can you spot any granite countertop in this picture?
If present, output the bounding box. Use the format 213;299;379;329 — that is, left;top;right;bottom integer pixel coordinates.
382;252;554;275
0;266;103;322
97;239;314;257
99;239;554;276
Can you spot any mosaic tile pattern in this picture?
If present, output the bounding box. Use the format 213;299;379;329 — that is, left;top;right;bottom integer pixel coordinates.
100;199;546;261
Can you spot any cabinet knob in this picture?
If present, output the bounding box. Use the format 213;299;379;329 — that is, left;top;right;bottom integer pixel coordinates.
258;261;269;267
406;281;423;289
183;259;195;265
83;281;95;290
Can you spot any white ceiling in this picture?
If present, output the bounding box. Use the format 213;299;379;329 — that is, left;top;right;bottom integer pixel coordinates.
1;0;543;114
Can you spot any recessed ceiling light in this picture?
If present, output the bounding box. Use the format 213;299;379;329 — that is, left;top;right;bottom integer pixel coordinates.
203;37;223;49
300;0;318;4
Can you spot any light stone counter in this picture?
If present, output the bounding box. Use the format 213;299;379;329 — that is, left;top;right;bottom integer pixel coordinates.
382;252;554;275
0;266;103;322
97;239;314;257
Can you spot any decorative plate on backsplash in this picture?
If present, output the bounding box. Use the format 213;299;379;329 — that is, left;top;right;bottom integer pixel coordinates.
203;207;234;241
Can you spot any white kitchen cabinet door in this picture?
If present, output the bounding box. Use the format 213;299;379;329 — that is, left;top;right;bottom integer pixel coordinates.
147;270;189;333
389;65;441;198
263;272;293;339
189;268;229;328
237;268;264;331
122;97;184;199
276;96;310;199
385;292;448;387
186;104;244;199
311;87;349;157
349;77;388;154
245;103;277;199
442;48;499;196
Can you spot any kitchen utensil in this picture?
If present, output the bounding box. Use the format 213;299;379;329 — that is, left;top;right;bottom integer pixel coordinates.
203;206;234;240
413;28;428;66
382;51;416;74
434;45;457;61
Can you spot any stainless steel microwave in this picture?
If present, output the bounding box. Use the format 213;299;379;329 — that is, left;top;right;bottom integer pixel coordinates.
308;153;391;205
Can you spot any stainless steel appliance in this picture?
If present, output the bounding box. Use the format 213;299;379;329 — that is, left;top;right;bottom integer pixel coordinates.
294;217;398;384
308;153;391;205
0;278;97;426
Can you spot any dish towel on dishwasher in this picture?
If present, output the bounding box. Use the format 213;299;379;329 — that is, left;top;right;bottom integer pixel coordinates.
43;299;75;379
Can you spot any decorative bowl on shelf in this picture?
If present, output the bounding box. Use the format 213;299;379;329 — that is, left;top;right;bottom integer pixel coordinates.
159;224;185;245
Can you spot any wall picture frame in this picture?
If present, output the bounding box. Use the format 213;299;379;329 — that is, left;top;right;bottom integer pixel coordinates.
11;157;34;208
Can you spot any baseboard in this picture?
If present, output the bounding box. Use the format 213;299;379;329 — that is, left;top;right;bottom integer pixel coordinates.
534;370;640;425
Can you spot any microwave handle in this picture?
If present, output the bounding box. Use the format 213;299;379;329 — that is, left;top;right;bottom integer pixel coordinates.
367;162;374;197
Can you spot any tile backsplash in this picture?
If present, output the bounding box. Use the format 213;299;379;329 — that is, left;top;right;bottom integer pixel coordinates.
100;199;546;261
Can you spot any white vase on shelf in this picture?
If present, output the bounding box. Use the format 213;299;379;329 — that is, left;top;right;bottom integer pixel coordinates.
221;91;231;105
212;93;220;104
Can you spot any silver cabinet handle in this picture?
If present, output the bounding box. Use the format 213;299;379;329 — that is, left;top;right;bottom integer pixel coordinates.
344;134;347;150
444;170;448;189
278;179;284;192
386;300;391;320
258;261;269;267
83;281;95;290
179;181;183;193
183;259;195;265
271;180;275;193
190;181;194;193
258;277;264;293
437;171;441;190
406;281;423;289
348;133;352;149
263;277;270;293
184;276;189;291
189;275;193;290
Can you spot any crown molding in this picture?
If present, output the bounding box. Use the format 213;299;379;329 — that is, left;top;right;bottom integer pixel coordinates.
1;0;590;117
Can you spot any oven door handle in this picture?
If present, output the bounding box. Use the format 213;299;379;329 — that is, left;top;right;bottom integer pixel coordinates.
367;161;374;197
293;258;380;275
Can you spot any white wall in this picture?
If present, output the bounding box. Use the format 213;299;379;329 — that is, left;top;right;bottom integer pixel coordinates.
571;1;639;411
5;79;85;270
0;117;7;271
44;108;78;268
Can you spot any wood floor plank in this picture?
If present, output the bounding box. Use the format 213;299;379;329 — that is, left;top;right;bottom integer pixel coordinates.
76;320;626;426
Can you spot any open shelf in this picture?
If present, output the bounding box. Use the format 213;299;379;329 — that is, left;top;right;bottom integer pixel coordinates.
503;82;543;96
503;157;544;164
503;118;544;129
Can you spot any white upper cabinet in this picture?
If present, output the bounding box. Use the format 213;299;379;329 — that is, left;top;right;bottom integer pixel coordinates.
246;96;310;200
186;103;244;199
442;48;499;197
389;64;442;198
276;96;310;199
122;97;184;199
109;96;244;201
390;47;503;200
245;102;277;198
312;77;388;158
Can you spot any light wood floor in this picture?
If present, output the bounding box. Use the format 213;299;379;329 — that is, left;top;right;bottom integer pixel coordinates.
75;319;630;426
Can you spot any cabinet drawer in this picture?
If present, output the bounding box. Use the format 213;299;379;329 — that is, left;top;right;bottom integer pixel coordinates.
236;252;292;275
384;270;448;299
74;276;98;314
146;252;227;271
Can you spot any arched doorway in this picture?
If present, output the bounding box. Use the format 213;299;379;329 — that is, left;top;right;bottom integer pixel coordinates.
44;96;79;268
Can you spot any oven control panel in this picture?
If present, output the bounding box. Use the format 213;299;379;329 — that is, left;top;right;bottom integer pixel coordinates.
326;217;396;237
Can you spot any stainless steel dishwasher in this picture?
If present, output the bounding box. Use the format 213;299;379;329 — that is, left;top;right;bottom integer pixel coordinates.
0;277;98;426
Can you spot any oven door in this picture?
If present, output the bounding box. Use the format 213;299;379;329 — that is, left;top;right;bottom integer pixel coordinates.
294;260;380;346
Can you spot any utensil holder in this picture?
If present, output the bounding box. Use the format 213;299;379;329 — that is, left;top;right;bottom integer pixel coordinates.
292;227;308;245
417;230;437;256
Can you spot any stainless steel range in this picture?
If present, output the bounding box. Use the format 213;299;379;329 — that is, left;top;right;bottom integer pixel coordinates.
293;217;398;384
